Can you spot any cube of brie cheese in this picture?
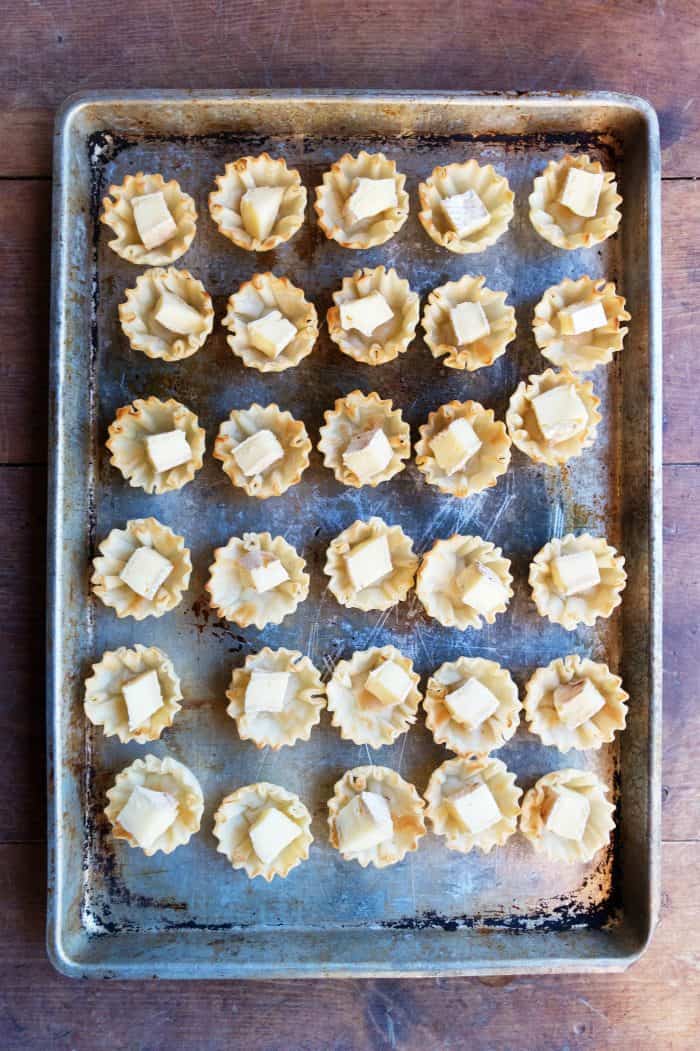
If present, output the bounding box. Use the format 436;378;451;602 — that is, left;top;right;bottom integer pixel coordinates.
244;670;290;714
543;786;590;841
335;791;394;853
240;186;285;241
117;785;178;849
559;167;604;218
550;549;601;597
429;417;482;476
238;549;289;593
450;301;491;346
339;292;393;338
232;429;284;476
344;177;398;225
531;384;588;445
345;535;393;591
249;806;301;864
131;191;178;251
119;546;173;600
558;299;607;336
145;429;192;474
444;677;499;728
342;427;393;482
553;678;605;729
448;782;501;835
440;189;490;238
153;289;203;335
458;561;506;616
122;668;164;730
364;659;412;708
247;310;297;360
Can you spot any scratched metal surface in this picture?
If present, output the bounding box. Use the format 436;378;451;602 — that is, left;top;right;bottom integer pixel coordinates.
48;92;661;977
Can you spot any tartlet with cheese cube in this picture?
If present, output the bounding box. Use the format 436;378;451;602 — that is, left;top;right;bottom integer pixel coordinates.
506;368;601;466
206;531;309;629
424;756;522;854
326;645;422;749
529;154;622;251
524;654;628;752
84;644;182;744
424;657;521;755
214;403;311;499
324;516;418;612
100;172;197;266
105;754;204;857
421;273;517;371
418;160;514;254
91;517;192;620
318;390;410;489
520;768;615;863
327;766;426;868
529;533;627;630
314;151;409;249
118;266;214;362
533;276;630;372
327;266;420;365
416;534;513;630
222;272;318;373
226;647;325;750
106;396;205;495
415;400;511;498
213;782;313;881
208;154;307;252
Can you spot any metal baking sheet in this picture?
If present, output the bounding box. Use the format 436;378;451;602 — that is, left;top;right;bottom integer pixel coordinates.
48;90;662;978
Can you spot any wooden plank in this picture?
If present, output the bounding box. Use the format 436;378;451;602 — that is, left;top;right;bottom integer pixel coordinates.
1;841;698;1049
0;0;698;178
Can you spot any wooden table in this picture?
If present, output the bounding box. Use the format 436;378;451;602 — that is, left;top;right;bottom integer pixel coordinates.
2;2;698;1047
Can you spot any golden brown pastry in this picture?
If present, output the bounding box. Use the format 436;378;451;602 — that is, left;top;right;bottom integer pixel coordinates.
222;272;318;372
213;403;311;499
209;154;306;251
318;390;410;489
324;517;418;612
327;266;419;365
100;172;196;265
533;276;630;372
421;274;516;371
418;160;514;253
424;656;520;755
520;769;615;863
416;534;512;629
326;645;421;748
106;396;205;494
118;267;213;361
529;154;622;250
314;151;409;248
213;783;313;881
506;368;601;466
327;766;426;868
415;399;511;498
529;533;627;630
206;531;309;629
424;756;521;854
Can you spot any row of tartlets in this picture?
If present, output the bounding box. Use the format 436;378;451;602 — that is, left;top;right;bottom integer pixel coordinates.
100;152;621;259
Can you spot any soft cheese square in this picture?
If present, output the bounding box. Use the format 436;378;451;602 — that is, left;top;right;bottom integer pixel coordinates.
248;310;297;359
444;677;499;728
118;785;178;849
553;678;605;729
232;430;284;476
344;177;398;224
364;660;412;708
339;292;393;338
145;429;192;474
335;791;393;853
448;782;501;835
249;806;300;864
559;167;604;218
531;384;588;444
131;191;178;251
122;668;164;730
551;549;600;596
430;417;482;475
342;427;393;482
240;186;284;241
119;546;173;600
441;189;490;238
345;535;393;591
544;786;590;841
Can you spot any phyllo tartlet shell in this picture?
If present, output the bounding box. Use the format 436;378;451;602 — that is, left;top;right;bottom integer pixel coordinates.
529;154;622;250
424;756;522;854
327;765;426;868
318;389;410;488
100;172;197;266
506;367;601;466
84;644;182;744
421;273;517;371
214;403;311;499
416;534;513;630
418;160;514;253
206;532;309;629
213;782;313;881
314;151;409;249
415;400;511;498
208;154;307;251
327;266;420;365
529;533;627;630
118;266;214;362
424;657;521;755
106;396;205;494
326;645;422;749
324;516;418;612
533;276;630;372
520;768;615;863
105;754;204;856
222;272;318;372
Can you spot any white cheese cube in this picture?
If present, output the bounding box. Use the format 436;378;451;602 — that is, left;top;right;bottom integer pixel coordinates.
232;429;284;476
364;659;412;708
145;429;192;474
335;791;394;853
339;292;394;338
448;782;501;835
247;310;297;359
558;300;607;336
457;561;506;615
240;185;285;241
117;785;178;849
551;550;601;597
153;289;203;335
238;549;289;593
344;177;398;224
543;786;590;841
342;427;393;482
249;806;301;864
119;546;173;600
553;678;606;729
429;417;482;476
131;191;178;251
444;677;499;728
450;301;491;346
559;167;604;218
244;670;290;714
440;189;490;238
531;384;588;445
345;535;393;591
121;668;164;730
